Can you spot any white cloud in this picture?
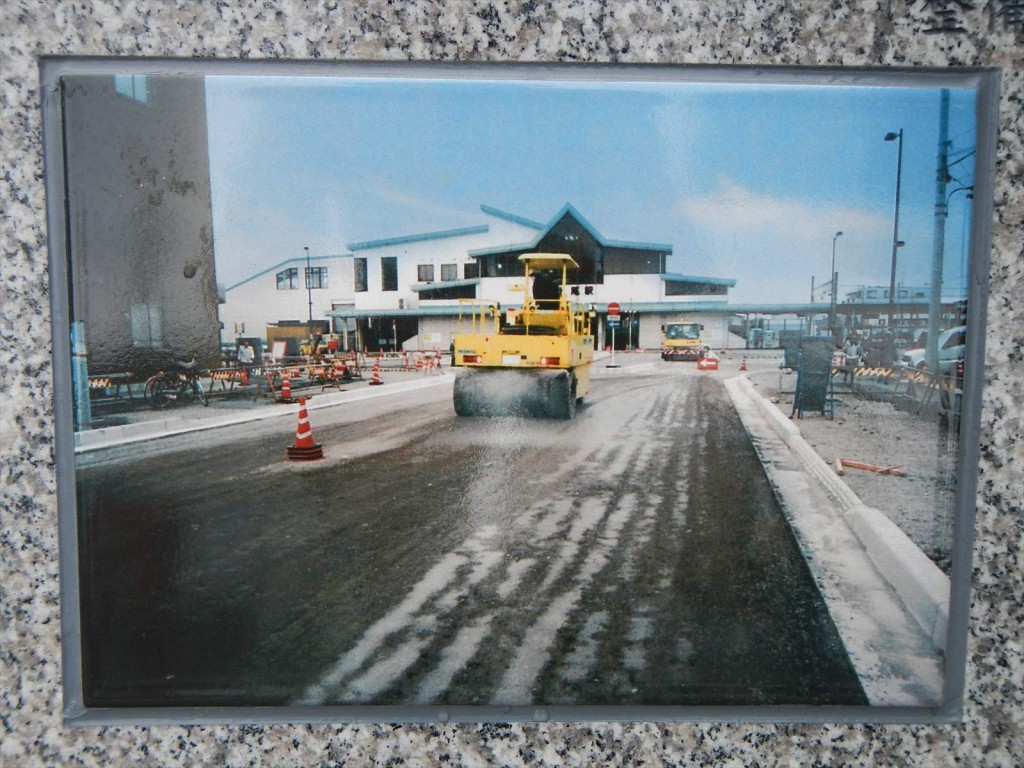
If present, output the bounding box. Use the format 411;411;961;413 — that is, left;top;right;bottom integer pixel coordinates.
672;178;899;303
675;177;891;244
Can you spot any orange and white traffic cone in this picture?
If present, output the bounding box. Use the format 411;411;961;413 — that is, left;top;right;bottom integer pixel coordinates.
739;356;748;372
277;375;294;403
286;397;324;461
369;359;383;386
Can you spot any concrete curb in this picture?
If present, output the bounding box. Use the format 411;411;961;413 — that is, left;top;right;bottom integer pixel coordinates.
74;375;455;454
593;362;659;376
733;374;950;652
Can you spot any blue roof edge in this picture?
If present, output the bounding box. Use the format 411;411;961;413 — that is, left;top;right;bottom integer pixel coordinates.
348;225;489;252
225;253;352;292
606;238;673;253
411;278;481;292
479;204;545;230
662;272;737;287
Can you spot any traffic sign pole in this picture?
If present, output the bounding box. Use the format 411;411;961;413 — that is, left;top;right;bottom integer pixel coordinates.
607;302;621;367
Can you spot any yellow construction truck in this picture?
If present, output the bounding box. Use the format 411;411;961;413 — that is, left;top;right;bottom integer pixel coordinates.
452;254;595;418
661;321;704;361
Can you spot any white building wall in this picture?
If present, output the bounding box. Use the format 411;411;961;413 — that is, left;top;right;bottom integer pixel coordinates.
411;317;457;352
593;274;663;304
354;217;541;311
219;254;353;344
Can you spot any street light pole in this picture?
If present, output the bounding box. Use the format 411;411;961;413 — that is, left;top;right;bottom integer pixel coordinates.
304;246;313;324
884;129;904;339
829;230;843;335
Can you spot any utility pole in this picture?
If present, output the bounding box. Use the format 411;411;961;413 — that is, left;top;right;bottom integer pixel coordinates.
884;129;905;347
304;246;313;324
927;90;950;373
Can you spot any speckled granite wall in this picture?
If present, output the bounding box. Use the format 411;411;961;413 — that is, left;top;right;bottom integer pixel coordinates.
2;1;1020;765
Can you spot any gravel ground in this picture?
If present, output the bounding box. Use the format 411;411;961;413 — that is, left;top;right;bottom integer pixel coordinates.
746;368;959;575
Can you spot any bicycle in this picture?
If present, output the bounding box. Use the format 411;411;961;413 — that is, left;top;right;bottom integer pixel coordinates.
143;360;209;409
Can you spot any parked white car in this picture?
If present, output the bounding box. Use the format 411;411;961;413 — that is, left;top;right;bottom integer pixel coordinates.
902;325;966;374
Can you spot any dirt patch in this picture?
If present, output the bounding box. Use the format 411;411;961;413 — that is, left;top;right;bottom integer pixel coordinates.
746;370;959;575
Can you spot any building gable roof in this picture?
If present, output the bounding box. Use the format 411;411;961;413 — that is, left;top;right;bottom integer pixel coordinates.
347;225;489;252
225;253;352;292
468;202;672;257
478;204;545;230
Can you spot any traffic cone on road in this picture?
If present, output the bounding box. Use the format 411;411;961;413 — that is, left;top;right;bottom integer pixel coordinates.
277;375;294;403
739;356;748;372
286;397;324;461
369;359;383;386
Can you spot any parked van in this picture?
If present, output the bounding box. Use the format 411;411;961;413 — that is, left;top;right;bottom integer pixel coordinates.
901;325;966;374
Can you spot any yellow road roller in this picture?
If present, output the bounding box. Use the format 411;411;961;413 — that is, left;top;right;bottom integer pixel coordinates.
452;253;595;418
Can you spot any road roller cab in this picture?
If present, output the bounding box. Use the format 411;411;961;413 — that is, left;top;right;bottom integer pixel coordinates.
452;254;595;418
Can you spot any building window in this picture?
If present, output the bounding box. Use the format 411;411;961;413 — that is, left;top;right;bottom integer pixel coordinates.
914;291;926;298
130;303;163;347
419;284;476;301
114;74;150;105
441;263;458;282
277;267;299;290
464;262;479;280
417;264;435;283
306;266;328;289
382;257;398;292
898;289;909;299
354;258;367;292
866;290;877;299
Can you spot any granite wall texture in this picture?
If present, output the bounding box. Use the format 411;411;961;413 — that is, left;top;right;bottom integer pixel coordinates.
1;1;1020;766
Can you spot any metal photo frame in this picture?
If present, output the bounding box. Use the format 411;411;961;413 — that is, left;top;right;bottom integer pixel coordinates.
42;58;998;725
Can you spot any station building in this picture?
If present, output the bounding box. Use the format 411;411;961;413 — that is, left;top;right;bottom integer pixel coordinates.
219;203;737;354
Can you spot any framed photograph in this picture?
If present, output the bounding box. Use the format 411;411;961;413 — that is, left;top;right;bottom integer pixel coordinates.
43;59;997;725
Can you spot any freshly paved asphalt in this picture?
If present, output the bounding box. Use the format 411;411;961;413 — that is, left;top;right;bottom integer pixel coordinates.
74;361;866;708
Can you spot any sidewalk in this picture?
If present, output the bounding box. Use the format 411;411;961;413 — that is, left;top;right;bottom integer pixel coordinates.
726;374;948;707
76;351;628;453
75;372;455;453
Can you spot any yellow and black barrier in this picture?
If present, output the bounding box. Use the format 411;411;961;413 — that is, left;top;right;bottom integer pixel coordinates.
88;373;135;401
832;365;961;404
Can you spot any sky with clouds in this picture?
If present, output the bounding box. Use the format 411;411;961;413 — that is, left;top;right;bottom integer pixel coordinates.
205;74;977;304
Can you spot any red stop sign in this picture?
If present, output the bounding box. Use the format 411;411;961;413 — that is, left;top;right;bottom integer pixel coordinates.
607;302;621;316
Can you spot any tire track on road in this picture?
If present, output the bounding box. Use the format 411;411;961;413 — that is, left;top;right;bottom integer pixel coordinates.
299;368;706;706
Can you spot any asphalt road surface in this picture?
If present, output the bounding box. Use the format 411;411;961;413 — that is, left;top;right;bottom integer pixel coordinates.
76;363;867;708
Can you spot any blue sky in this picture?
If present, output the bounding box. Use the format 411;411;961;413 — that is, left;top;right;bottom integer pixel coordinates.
205;75;977;304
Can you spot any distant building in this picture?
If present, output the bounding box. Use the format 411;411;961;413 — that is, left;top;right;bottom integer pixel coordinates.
219;253;355;356
841;285;967;330
220;203;737;353
62;74;221;376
